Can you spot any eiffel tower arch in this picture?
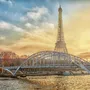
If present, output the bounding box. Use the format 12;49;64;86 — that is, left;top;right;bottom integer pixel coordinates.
54;6;68;53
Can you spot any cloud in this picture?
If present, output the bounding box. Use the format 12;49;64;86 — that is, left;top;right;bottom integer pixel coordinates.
25;23;39;30
25;23;32;28
0;21;24;45
20;6;48;22
0;21;24;32
27;6;48;21
0;0;13;6
24;22;55;32
41;22;55;29
0;36;5;40
20;6;55;32
20;6;52;33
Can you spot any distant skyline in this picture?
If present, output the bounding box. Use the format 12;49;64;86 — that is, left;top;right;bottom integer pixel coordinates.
0;0;90;59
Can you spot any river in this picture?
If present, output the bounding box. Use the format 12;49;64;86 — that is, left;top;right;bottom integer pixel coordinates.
0;75;90;90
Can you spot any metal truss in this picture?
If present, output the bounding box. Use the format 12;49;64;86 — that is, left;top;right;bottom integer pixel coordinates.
13;51;90;75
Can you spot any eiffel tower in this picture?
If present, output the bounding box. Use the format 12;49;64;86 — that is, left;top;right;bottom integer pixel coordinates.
54;6;68;53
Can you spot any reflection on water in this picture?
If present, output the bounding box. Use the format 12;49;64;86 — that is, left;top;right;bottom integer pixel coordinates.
0;75;90;90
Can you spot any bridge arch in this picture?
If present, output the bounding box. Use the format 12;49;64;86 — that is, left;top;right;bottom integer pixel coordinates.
14;51;90;75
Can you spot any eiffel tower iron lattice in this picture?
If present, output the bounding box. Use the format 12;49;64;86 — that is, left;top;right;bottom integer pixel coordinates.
54;6;68;53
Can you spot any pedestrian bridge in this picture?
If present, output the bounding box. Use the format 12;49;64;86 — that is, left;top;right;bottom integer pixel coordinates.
1;51;90;76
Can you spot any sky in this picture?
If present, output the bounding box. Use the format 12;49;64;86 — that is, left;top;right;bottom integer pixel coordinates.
0;0;90;59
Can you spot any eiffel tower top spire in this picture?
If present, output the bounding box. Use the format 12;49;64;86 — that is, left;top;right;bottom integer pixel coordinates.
58;5;62;11
54;6;68;53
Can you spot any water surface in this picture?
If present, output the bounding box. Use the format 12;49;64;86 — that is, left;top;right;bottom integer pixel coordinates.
0;75;90;90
